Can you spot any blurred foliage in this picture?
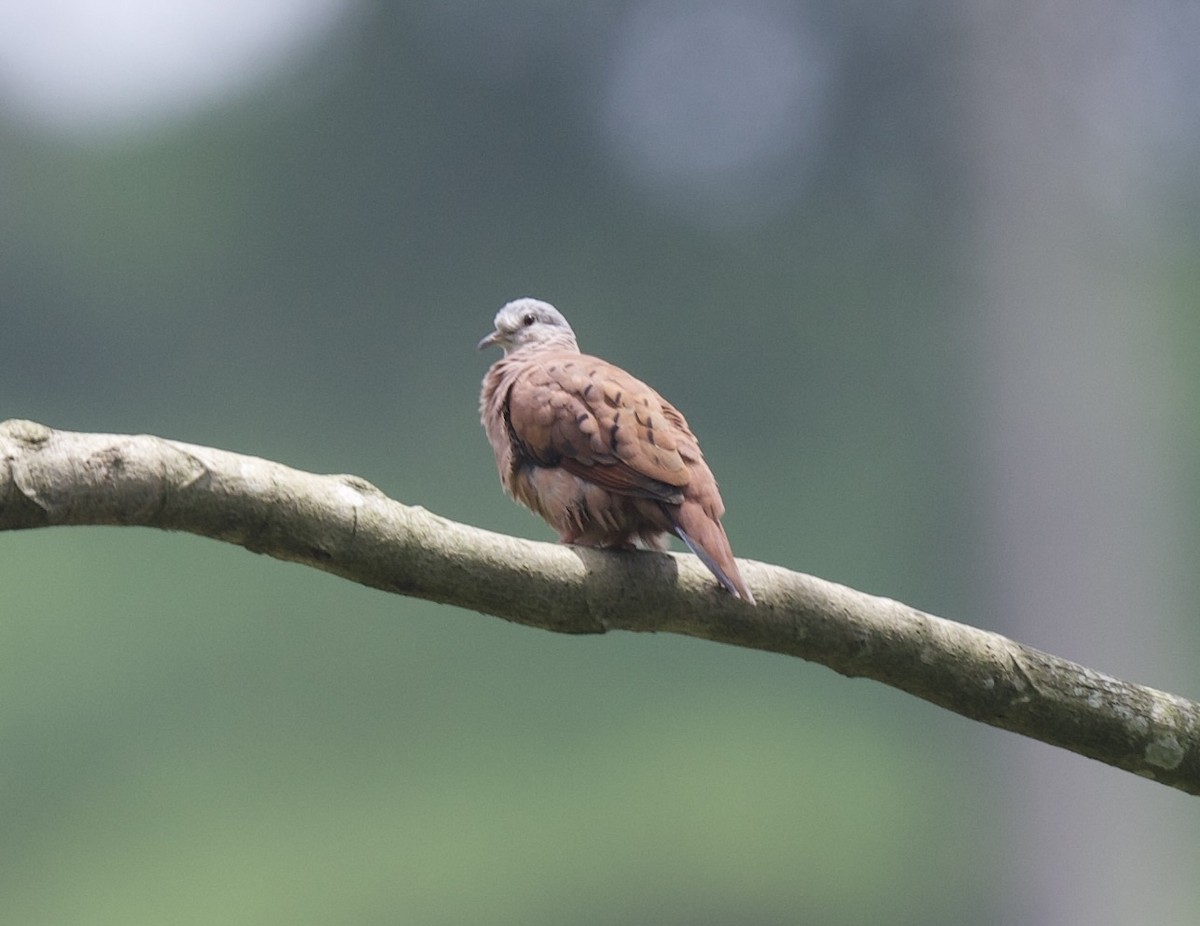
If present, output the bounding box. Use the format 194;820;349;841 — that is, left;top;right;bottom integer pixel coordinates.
2;532;997;925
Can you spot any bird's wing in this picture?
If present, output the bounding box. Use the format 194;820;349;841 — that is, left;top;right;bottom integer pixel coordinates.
504;352;697;504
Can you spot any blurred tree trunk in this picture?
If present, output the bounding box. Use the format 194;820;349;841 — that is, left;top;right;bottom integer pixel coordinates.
964;3;1197;923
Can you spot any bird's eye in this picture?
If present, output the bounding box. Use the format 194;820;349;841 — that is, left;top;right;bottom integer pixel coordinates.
522;313;536;326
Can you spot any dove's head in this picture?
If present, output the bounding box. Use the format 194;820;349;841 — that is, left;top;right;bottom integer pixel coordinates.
478;298;579;354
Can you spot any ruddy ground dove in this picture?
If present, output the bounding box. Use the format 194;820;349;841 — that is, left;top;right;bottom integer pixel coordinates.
478;297;755;604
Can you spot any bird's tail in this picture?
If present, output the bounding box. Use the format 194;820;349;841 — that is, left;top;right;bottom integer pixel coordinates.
671;502;756;605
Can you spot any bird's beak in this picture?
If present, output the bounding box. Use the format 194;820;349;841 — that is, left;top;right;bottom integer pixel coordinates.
477;329;501;351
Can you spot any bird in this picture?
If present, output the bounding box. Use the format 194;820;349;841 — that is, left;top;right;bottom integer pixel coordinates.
478;297;755;604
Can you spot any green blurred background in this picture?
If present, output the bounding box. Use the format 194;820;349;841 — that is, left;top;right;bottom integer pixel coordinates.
2;3;1198;924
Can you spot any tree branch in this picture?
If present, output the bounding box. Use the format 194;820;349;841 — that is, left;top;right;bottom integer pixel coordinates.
2;418;1197;795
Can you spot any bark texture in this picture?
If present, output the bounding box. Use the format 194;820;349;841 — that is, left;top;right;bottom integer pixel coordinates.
2;419;1197;795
